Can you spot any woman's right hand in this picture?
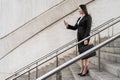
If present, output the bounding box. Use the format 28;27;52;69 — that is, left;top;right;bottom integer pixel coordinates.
84;40;88;45
64;20;68;27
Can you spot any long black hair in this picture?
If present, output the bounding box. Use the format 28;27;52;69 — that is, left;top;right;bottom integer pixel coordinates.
79;4;88;15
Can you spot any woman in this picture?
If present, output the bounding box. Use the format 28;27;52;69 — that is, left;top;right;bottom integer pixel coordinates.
64;4;92;76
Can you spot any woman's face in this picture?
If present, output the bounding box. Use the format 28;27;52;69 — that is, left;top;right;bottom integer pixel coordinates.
78;7;84;14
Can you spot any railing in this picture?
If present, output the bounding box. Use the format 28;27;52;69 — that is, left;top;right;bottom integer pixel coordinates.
10;17;120;80
6;16;120;80
37;32;120;80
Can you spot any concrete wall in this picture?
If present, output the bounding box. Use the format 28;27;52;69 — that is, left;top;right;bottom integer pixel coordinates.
0;0;120;80
0;0;64;59
0;0;63;38
88;0;120;38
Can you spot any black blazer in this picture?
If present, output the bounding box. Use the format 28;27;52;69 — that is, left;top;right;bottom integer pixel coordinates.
67;15;92;41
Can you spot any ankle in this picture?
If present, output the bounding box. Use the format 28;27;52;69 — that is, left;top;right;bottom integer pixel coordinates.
82;67;88;74
80;68;83;73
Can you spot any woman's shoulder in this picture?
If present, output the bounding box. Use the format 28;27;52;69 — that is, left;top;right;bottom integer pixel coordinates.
86;14;91;18
85;14;92;20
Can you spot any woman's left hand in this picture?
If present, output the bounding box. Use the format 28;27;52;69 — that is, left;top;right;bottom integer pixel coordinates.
64;20;68;26
84;40;88;45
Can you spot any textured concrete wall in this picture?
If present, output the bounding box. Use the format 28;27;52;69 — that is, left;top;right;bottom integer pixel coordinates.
0;0;63;38
0;0;120;80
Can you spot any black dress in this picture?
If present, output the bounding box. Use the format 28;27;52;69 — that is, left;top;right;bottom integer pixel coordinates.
67;14;92;57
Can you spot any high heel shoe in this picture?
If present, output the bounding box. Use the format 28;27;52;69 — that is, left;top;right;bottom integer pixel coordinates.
78;69;83;75
80;69;89;76
78;72;82;75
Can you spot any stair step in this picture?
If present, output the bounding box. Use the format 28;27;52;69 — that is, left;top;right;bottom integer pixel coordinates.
59;58;75;80
46;63;56;72
15;72;30;80
99;51;120;63
89;64;120;80
30;70;36;80
45;63;56;80
105;42;120;47
100;37;120;47
100;46;120;54
15;77;27;80
61;69;75;80
101;37;120;43
76;59;120;80
90;57;120;78
36;63;56;80
38;67;47;76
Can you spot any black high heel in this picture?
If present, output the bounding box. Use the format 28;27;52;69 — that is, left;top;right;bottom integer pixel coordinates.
78;72;82;75
80;69;89;76
78;68;83;75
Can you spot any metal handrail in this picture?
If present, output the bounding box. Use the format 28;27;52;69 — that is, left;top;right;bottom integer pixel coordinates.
37;32;120;80
0;0;65;39
12;17;120;80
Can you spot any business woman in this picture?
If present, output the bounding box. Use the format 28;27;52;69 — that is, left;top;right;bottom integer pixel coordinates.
64;4;92;76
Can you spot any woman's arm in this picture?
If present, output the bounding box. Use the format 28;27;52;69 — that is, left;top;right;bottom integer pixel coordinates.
66;23;78;30
64;18;80;30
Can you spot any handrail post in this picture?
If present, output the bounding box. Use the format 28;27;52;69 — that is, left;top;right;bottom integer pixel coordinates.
56;52;61;80
28;68;30;80
112;26;115;53
112;25;114;36
14;74;17;80
56;52;59;67
94;35;96;45
76;40;78;56
108;27;110;47
36;62;38;79
98;33;101;71
12;73;17;80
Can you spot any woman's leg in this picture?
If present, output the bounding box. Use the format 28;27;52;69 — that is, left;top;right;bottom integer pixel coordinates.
80;59;84;73
82;59;89;75
84;59;89;68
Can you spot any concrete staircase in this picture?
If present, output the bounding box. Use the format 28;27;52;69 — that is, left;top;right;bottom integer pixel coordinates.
14;38;120;80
